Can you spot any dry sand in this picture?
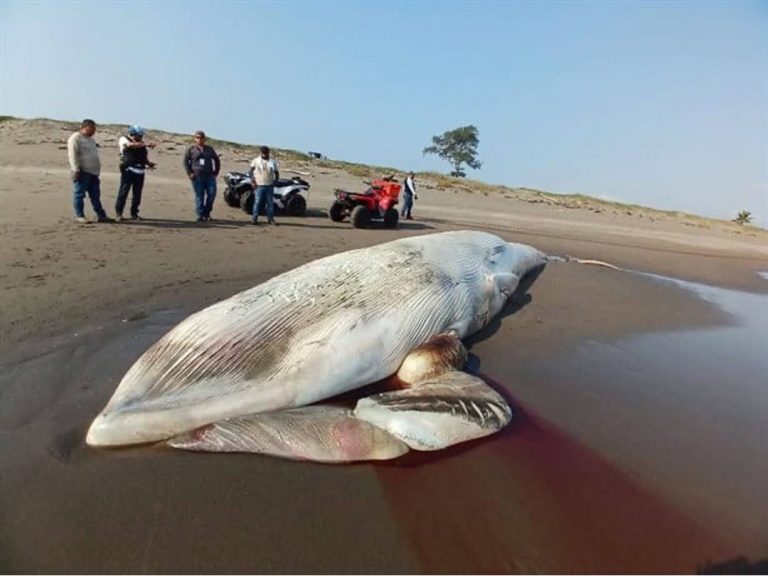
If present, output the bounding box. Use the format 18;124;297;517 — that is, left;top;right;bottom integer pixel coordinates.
1;118;767;573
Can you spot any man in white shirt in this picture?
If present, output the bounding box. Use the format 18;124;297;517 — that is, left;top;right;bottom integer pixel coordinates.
67;118;111;224
402;171;417;220
250;146;279;226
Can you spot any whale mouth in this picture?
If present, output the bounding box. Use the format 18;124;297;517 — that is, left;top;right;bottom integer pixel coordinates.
165;423;215;450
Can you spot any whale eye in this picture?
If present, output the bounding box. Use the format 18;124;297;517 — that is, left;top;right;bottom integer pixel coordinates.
487;244;505;265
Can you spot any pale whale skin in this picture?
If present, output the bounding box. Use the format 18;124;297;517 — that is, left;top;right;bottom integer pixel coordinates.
87;231;546;447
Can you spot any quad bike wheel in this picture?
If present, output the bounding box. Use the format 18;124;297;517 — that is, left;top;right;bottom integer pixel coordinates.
329;200;346;222
351;205;371;228
285;194;307;216
240;188;255;214
223;187;242;208
383;208;399;228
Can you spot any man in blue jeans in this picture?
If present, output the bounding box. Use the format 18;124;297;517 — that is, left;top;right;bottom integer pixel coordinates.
250;145;279;226
183;130;220;222
67;119;111;224
401;171;417;220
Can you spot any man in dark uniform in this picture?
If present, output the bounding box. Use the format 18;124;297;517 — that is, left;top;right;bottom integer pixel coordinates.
115;125;156;222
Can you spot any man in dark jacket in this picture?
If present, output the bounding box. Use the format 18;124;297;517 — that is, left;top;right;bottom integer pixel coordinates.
183;130;221;222
115;125;156;222
401;171;417;220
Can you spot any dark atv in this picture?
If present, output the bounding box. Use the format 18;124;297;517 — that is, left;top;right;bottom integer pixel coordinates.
223;171;309;216
329;177;401;229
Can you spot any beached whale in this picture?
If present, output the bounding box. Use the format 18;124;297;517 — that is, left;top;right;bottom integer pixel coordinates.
86;230;547;461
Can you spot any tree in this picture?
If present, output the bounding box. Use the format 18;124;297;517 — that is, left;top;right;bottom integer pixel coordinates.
733;210;753;225
423;125;482;177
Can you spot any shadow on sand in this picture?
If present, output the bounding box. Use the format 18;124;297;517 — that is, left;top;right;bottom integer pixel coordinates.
119;215;334;231
117;208;438;231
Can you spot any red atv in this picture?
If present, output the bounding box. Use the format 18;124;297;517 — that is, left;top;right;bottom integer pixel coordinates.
329;176;401;228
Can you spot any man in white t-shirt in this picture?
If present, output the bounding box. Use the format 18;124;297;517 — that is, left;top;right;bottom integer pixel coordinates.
250;146;279;226
67;118;111;224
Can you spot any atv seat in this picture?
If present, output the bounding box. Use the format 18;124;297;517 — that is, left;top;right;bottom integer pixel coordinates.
372;180;402;199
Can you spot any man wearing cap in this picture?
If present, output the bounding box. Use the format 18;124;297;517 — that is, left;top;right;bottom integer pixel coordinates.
183;130;220;222
115;126;156;222
67;119;112;224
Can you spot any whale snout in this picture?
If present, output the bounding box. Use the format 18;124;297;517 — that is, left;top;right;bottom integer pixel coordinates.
86;410;169;447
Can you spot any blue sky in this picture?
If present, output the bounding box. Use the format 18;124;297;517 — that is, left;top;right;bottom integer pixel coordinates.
1;0;766;224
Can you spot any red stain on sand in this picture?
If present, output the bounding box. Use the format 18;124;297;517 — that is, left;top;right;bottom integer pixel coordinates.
375;378;729;574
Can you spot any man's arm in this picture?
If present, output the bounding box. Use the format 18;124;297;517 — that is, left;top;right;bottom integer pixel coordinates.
212;148;220;176
182;147;193;178
67;134;80;179
125;141;154;149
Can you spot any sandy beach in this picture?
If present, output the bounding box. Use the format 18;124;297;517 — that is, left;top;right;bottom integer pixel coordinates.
1;118;767;573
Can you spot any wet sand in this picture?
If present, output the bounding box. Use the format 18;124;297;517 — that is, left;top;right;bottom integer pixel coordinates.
2;118;768;573
377;396;727;574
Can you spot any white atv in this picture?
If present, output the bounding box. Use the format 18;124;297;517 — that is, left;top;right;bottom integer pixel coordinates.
223;171;309;216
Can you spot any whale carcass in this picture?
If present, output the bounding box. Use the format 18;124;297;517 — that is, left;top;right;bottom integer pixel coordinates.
86;230;547;461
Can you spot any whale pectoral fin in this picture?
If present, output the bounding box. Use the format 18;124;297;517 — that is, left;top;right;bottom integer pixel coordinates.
396;331;468;386
353;370;512;451
167;406;410;462
489;271;519;295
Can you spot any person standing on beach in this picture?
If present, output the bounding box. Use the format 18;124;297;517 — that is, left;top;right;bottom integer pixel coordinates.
401;171;417;220
183;130;220;222
67;119;111;224
115;126;156;222
250;145;279;226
